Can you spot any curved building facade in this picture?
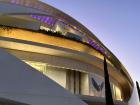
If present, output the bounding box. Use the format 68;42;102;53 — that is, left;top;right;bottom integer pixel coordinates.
0;0;135;105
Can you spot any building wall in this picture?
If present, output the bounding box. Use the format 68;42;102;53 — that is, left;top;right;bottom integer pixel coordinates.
5;48;123;101
0;48;88;105
0;28;131;100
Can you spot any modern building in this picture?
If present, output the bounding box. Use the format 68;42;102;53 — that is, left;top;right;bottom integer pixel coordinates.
0;0;138;105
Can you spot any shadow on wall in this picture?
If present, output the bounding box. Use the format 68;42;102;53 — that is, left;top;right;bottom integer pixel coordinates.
0;97;29;105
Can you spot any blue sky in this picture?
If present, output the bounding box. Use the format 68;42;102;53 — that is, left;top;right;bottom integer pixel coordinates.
41;0;140;82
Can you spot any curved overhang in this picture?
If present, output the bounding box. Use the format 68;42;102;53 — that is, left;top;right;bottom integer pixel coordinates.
0;0;133;99
0;27;132;100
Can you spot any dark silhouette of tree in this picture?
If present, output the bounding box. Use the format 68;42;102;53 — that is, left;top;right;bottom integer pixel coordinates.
104;57;114;105
136;81;140;101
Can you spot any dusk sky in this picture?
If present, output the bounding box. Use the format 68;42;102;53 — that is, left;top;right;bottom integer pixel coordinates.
41;0;140;82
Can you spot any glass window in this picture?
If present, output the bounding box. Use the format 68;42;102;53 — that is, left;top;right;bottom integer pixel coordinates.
23;60;89;95
113;84;122;101
24;61;67;88
89;73;105;97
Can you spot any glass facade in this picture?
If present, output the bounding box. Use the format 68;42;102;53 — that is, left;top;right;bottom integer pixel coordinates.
89;73;105;97
89;73;122;100
25;61;67;88
24;60;122;101
113;84;122;101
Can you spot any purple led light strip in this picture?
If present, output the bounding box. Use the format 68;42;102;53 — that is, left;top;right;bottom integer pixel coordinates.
87;38;109;57
31;15;108;57
10;0;44;11
9;0;109;57
31;15;56;26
